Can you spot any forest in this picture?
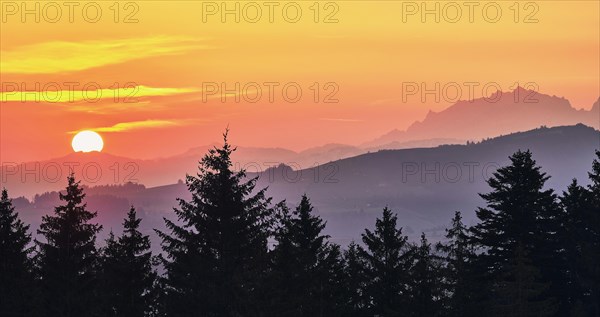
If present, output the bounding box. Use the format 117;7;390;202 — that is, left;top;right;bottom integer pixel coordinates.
1;134;599;317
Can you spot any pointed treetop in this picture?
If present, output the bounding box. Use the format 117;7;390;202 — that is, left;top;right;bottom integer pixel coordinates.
484;149;551;196
60;173;86;205
296;194;314;218
124;205;142;233
420;232;428;244
0;188;28;234
201;128;239;177
377;207;400;234
0;188;19;222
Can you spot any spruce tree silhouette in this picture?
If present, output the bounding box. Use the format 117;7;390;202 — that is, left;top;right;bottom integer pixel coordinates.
0;189;36;317
410;232;443;317
561;180;594;315
470;150;562;316
358;207;412;317
36;174;103;317
270;195;345;316
582;150;600;316
341;241;368;316
156;130;274;317
100;206;157;317
435;211;478;317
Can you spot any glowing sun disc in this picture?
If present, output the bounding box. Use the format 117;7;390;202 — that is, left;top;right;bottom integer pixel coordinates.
72;131;104;153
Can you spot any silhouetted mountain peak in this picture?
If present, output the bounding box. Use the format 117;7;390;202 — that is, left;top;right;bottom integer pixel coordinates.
264;163;295;174
364;88;598;148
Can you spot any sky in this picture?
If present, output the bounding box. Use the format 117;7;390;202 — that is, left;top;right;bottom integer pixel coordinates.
1;0;599;162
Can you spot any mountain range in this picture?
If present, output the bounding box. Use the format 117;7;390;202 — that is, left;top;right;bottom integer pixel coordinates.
363;87;599;148
2;88;597;198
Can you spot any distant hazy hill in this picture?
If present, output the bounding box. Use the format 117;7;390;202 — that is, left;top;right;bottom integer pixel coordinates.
251;124;600;243
10;125;599;250
364;87;599;148
4;88;597;198
0;144;361;198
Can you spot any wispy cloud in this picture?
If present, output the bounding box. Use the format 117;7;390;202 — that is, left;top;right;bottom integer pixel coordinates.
1;85;199;103
70;119;199;133
1;36;211;74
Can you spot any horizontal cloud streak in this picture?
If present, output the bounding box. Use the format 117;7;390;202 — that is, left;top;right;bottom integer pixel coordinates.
0;85;199;103
1;36;211;74
71;119;197;133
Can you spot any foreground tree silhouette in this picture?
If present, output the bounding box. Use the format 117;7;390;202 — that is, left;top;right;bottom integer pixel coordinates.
270;195;345;316
342;242;368;316
561;180;595;315
101;206;157;317
359;207;413;316
409;233;443;317
435;211;478;317
586;151;600;316
563;151;600;316
36;175;103;317
471;150;562;316
157;131;273;316
0;189;36;316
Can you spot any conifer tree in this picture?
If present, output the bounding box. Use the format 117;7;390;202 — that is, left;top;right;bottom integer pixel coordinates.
567;150;600;316
101;206;157;317
435;211;477;317
561;180;593;314
157;131;273;316
586;151;600;316
359;207;412;316
267;203;296;314
36;175;103;317
409;233;443;317
470;150;562;315
270;195;344;316
0;189;35;316
341;241;367;316
320;243;347;316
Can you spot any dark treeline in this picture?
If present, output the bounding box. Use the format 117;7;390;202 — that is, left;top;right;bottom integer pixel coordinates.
1;133;599;317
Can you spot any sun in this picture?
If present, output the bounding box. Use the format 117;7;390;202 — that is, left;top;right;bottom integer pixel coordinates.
72;131;104;153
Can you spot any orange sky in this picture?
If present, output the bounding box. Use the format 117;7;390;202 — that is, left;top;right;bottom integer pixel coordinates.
1;0;599;162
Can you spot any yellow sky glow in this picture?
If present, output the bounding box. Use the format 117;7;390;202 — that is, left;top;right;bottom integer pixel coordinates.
1;1;598;162
1;36;211;74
